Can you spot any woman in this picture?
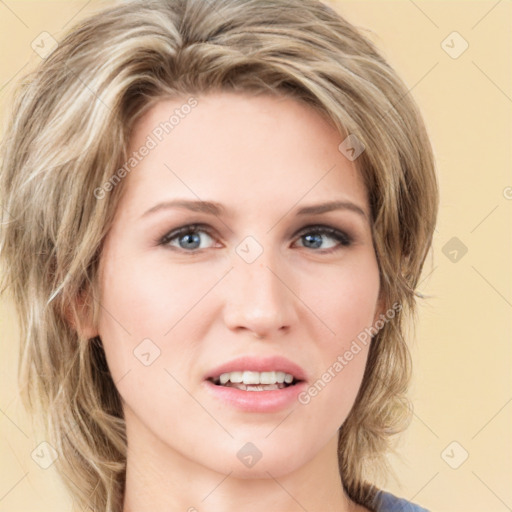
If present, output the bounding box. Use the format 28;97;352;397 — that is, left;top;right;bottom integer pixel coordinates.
0;0;438;511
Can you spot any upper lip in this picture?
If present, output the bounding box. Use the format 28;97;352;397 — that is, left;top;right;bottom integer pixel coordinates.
205;355;308;382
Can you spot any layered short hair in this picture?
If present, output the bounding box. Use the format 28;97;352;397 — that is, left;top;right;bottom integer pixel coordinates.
0;1;438;510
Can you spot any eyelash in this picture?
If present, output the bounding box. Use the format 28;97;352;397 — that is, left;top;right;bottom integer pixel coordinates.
157;223;353;254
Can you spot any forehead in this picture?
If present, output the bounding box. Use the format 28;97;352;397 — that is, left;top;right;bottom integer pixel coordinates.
119;91;368;219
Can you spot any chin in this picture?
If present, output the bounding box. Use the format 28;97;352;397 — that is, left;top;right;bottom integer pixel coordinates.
207;444;309;480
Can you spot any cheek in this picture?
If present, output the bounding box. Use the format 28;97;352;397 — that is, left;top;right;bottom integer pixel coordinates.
96;250;220;386
306;255;381;345
95;256;201;422
299;257;379;409
99;252;209;337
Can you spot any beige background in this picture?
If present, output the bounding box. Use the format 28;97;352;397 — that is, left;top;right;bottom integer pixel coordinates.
0;1;510;511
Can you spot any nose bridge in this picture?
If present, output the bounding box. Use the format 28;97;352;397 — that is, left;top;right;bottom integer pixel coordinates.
223;239;297;335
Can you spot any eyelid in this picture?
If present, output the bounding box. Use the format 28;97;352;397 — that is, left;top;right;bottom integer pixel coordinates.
156;222;215;247
292;224;353;246
156;222;353;252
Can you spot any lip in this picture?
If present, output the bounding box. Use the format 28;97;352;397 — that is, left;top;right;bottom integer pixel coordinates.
202;355;308;413
203;378;308;413
204;355;308;382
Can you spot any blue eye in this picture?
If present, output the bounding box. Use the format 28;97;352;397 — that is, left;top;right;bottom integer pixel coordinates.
159;224;216;251
294;225;352;252
158;224;352;253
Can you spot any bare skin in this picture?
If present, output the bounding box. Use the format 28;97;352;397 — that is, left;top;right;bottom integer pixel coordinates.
77;92;379;512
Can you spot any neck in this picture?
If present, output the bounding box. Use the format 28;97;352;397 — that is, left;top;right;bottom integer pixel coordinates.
121;412;363;512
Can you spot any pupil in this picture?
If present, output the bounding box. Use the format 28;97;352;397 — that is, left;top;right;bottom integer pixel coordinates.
304;233;322;248
180;233;200;249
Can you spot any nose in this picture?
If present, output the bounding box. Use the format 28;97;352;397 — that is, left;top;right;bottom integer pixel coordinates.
222;249;299;339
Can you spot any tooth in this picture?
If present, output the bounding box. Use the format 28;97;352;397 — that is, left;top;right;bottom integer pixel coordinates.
246;384;279;391
230;371;243;383
224;382;287;391
246;385;262;392
260;371;276;384
214;370;297;386
242;371;260;385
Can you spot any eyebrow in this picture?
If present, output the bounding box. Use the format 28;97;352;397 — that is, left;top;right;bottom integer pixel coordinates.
141;199;368;220
141;199;224;218
296;200;367;219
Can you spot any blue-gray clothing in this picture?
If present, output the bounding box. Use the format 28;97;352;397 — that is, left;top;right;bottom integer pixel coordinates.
372;490;430;512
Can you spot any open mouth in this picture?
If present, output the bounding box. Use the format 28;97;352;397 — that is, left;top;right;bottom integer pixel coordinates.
207;370;303;391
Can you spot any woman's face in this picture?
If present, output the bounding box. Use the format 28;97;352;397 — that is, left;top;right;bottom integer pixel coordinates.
92;91;382;478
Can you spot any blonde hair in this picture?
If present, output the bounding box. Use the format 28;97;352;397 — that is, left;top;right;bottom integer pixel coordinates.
0;0;438;510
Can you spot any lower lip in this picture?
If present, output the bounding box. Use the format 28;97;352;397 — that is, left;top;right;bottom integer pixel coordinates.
203;380;308;413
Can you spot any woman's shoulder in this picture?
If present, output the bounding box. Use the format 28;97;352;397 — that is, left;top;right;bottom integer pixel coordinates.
371;489;430;512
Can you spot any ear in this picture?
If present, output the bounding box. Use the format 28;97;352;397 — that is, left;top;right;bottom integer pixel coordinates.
64;290;99;340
